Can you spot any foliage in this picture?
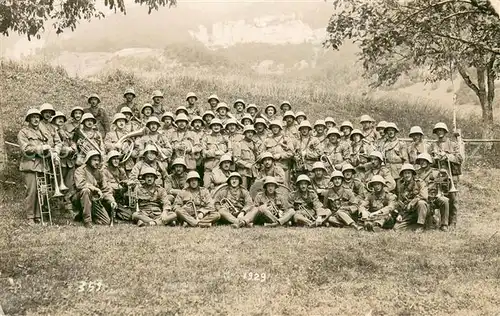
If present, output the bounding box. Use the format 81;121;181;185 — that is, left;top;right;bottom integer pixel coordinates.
324;0;500;125
0;0;177;40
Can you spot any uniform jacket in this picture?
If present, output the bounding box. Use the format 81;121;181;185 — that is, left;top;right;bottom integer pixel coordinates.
136;184;172;212
430;137;463;176
214;186;253;212
201;132;231;169
350;140;373;167
342;178;366;199
254;191;291;212
116;101;139;116
323;186;358;212
383;138;408;179
321;140;351;166
207;167;232;191
362;163;396;192
296;135;322;170
283;124;299;139
84;107;110;135
263;134;294;167
173;187;214;214
362;128;380;145
233;138;262;177
396;178;428;209
57;125;77;168
74;164;115;204
135;131;172;161
130;159;168;187
170;129;202;170
256;164;286;184
151;104;165;119
17;125;54;172
288;189;324;214
73;127;105;166
359;191;397;215
164;173;187;197
102;165;127;191
407;140;431;164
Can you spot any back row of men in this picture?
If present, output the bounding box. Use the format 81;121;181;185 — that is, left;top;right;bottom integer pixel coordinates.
17;89;462;230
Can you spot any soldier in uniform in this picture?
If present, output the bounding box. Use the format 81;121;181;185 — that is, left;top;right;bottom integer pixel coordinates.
321;128;351;169
282;111;298;139
289;175;331;227
131;167;177;227
254;176;295;227
120;106;142;133
325;117;336;129
161;112;177;139
254;118;269;143
341;163;366;200
185;92;201;119
374;121;387;152
173;171;221;227
207;94;220;112
233;99;246;121
170;113;200;171
190;116;205;170
246;104;258;119
241;113;254;127
84;94;110;136
66;106;84;136
102;150;131;221
264;104;279;122
116;88;138;115
201;118;231;186
214;172;258;228
313;120;327;143
73;150;117;227
382;122;408;181
263;120;294;185
151;90;165;118
295;111;307;125
215;102;231;126
361;151;396;192
349;129;372;168
139;103;155;126
164;158;188;202
429;122;462;228
206;154;233;191
415;153;450;231
202;111;215;131
233;125;262;189
323;171;362;230
311;162;331;200
255;152;286;184
129;144;169;188
135;116;172;168
39;103;62;148
393;164;429;232
339;121;353;143
225;118;244;144
407;126;430;164
73;113;105;167
295;120;321;177
104;113;136;175
359;175;397;232
279;101;292;119
359;115;379;145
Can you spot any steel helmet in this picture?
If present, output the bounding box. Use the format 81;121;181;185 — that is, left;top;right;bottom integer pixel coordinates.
81;113;96;123
340;121;353;130
24;108;42;122
314;120;326;128
112;113;128;124
120;106;133;115
280;101;291;109
87;94;101;104
141;144;158;156
84;150;101;164
51;111;67;123
209;118;223;128
243;125;256;134
186;171;201;181
175;106;188;115
327;128;341;137
171;157;187;168
330;170;344;180
227;172;242;183
325;117;336;126
259;152;274;161
399;163;416;176
263;176;279;187
241;113;254;123
416;153;433;164
295;111;307;119
433;122;449;134
376;121;387;130
409;126;424;136
246;104;258;112
295;174;311;185
141;103;154;113
233;99;246;107
123;88;136;97
140;166;159;178
298;120;312;130
225;118;238;128
70;106;85;118
368;175;386;187
151;90;164;99
39;103;56;114
384;122;399;132
175;113;189;123
202;110;215;119
219;154;232;165
283;111;295;119
106;150;122;162
146;116;161;127
190;116;204;126
264;104;277;112
269;120;283;129
341;163;356;173
254;118;268;127
186;92;198;101
360;114;375;123
350;129;364;140
312;161;327;171
161;111;175;121
216;102;230;111
369;151;384;161
208;94;219;103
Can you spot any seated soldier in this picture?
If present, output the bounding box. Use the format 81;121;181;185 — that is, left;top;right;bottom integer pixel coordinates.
73;150;117;228
206;154;233;191
255;152;286;184
359;175;397;232
341;163;366;200
214;172;258;228
360;151;396;192
254;176;295;227
416;153;450;231
129;144;169;187
310;162;330;200
102;150;131;221
131;167;177;227
323;171;362;230
173;171;221;227
290;175;331;227
394;164;428;232
164;158;188;202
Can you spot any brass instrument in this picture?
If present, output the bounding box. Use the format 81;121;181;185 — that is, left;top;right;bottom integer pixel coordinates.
268;200;283;218
186;200;199;218
220;198;242;216
295;202;315;221
36;153;66;225
51;151;69;193
446;158;458;194
320;154;336;173
116;127;146;163
76;128;104;157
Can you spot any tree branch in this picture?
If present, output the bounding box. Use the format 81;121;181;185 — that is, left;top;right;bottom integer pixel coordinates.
433;32;500;54
440;10;483;23
457;64;480;95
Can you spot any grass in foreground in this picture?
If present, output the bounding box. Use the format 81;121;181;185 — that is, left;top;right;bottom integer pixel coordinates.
1;168;500;316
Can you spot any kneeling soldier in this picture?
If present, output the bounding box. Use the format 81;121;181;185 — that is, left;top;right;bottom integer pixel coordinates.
359;175;397;232
394;164;428;232
324;171;362;230
254;176;295;227
290;175;331;227
73;150;117;228
214;172;258;228
131;167;177;227
102;150;132;221
173;171;221;227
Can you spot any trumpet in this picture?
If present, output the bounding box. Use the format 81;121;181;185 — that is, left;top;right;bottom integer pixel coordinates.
220;198;241;216
295;202;315;221
268;200;283;218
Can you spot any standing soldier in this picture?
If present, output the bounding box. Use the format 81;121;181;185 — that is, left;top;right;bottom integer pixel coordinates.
393;164;429;232
407;126;430;164
240;113;254;127
321;128;351;169
255;152;286;185
189;116;205;171
325;117;336;130
246;104;258;119
161;112;177;139
207;94;220;112
170;113;200;171
290;175;331;227
73;150;117;228
430;122;462;229
205;154;233;191
73;113;105;167
173;171;220;227
84;94;110;136
135;116;172;168
323;171;362;230
382;122;408;181
102;150;131;221
350;129;372;168
39;103;62;150
164;158;188;202
120;106;142;132
282;111;298;139
129;144;169;188
104;113;136;175
66;106;84;136
339;121;354;143
233;125;262;189
254;118;269;143
359;175;397;232
341;163;366;200
201;118;231;186
202;111;216;131
18;109;58;224
295;120;322;177
295;111;307;125
310;162;330;200
214;172;258;228
151;90;165;118
264;120;294;185
131;167;177;227
65;106;84;194
215;102;231;126
139;103;155;126
225;118;243;144
279;101;292;120
359;115;379;145
116;88;138;114
313;120;327;143
233;99;246;121
361;151;396;192
263;104;279;122
374;121;387;152
185;92;201;119
254;176;295;227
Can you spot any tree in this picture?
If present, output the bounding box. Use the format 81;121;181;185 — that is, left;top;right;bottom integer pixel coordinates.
324;0;500;132
0;0;176;40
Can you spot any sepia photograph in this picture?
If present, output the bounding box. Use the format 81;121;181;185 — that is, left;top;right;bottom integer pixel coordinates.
1;0;500;315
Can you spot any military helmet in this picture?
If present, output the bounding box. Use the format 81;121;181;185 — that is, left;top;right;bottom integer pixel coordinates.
39;103;56;114
246;104;258;112
120;106;133;115
227;172;242;184
360;114;375;123
186;171;201;181
175;113;189;123
146;116;161;127
369;151;384;161
209;118;223;128
171;157;187;168
225;118;238;128
269;120;282;129
123;88;136;97
141;103;154;114
84;149;101;164
259;152;274;162
24;108;42;122
340;121;353;130
243;125;256;134
376;121;387;130
280;101;291;110
314;120;326;128
186;92;198;101
208;94;219;103
327;127;341;137
341;163;356;174
175;106;188;115
190;115;204;126
161;111;175;121
151;90;164;99
330;170;344;180
81;113;96;123
325;117;336;126
350;129;364;140
399;163;416;176
298;120;312;130
241;113;254;124
283;110;295;119
384;122;399;132
112;113;127;124
264;104;277;112
295;111;307;119
216;102;230;111
140;166;158;179
106;150;122;162
409;126;424;136
295;174;311;185
233;99;246;107
368;175;386;187
254;118;268;127
87;94;101;104
142;144;158;156
219;154;232;165
416;153;433;164
51;111;67;123
202;110;215;119
312;161;327;171
433;122;449;134
263;176;278;187
70;106;85;118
